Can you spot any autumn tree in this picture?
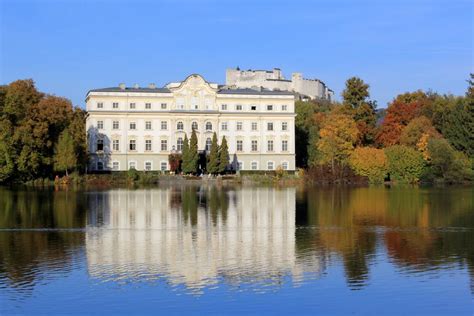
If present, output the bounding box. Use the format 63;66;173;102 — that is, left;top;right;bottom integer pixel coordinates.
317;113;359;175
376;92;427;147
54;129;77;176
399;116;441;148
342;77;377;145
385;145;425;183
207;132;219;174
218;136;229;174
349;147;388;184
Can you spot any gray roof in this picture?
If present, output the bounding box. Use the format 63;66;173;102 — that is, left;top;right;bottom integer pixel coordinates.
217;88;294;96
88;87;171;93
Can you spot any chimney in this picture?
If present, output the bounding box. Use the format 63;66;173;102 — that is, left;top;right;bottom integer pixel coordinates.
134;83;139;89
148;83;156;89
119;83;126;90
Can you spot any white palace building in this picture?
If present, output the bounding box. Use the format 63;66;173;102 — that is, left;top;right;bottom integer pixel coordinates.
86;74;296;172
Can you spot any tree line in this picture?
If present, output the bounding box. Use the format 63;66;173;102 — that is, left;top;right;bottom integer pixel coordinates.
0;75;472;184
297;74;474;183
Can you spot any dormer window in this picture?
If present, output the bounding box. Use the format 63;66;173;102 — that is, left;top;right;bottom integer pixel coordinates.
267;105;273;111
130;103;136;109
145;103;151;109
282;105;288;111
251;105;257;111
112;102;119;109
236;104;243;111
97;102;103;109
221;104;227;110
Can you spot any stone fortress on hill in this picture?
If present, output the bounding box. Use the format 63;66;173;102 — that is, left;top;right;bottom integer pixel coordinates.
225;67;333;101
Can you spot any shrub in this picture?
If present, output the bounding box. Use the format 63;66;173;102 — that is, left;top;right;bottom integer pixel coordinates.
428;138;473;183
349;147;388;183
385;145;425;183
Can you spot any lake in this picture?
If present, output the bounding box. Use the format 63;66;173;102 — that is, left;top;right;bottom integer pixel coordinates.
0;185;473;315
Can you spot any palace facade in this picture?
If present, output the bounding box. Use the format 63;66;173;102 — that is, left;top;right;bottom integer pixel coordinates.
86;74;296;172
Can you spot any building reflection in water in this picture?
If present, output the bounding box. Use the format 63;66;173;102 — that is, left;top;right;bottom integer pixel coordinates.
86;187;323;292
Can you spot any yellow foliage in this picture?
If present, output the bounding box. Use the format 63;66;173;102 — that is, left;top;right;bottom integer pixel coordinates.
349;147;388;183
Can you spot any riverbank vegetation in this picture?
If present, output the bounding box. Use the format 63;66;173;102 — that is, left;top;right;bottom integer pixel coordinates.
0;75;472;186
297;74;473;184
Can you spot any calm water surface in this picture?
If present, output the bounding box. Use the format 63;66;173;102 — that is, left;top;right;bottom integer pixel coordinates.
0;185;473;315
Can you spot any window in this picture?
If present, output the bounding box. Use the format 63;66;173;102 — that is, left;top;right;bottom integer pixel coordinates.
145;121;152;130
129;161;136;170
112;161;119;170
267;105;273;111
251;161;258;170
267;122;273;131
129;122;136;130
236;140;243;151
112;139;119;151
282;162;289;170
192;121;198;130
193;104;199;110
282;140;288;151
221;122;228;131
161;103;167;109
129;139;136;151
161;140;168;151
221;104;227;110
206;138;212;151
97;161;104;170
237;161;243;170
161;121;168;130
97;102;103;109
96;139;104;151
145;161;152;171
251;140;258;152
251;105;257;111
282;105;288;111
236;122;242;131
251;122;258;131
145;139;152;151
145;103;151;109
177;121;184;130
113;102;119;109
267;140;274;152
160;162;167;171
113;121;119;129
177;137;183;151
236;104;242;111
282;122;288;131
97;121;104;129
130;103;136;109
206;122;212;131
267;161;274;170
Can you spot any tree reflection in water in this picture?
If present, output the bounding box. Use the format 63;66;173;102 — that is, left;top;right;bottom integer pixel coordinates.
0;186;473;295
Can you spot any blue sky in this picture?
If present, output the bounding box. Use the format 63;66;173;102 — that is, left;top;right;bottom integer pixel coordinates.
1;0;472;108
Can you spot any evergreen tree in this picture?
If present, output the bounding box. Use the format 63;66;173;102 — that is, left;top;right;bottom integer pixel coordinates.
54;129;77;176
181;134;190;173
188;129;199;174
207;132;219;174
218;136;229;174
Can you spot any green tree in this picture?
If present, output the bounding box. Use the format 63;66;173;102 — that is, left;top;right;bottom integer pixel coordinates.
181;134;190;173
207;132;219;174
385;145;425;183
427;138;473;182
68;108;88;172
54;129;77;176
342;77;376;145
3;79;42;124
342;77;370;108
218;136;229;174
186;129;199;174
